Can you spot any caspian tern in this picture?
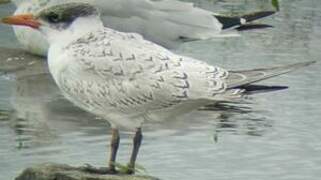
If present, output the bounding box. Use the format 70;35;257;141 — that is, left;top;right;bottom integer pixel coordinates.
11;0;275;56
2;2;313;174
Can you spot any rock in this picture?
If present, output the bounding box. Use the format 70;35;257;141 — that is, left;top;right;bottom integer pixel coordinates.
15;163;160;180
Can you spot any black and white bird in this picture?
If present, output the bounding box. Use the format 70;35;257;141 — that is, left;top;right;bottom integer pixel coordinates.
2;2;313;174
11;0;275;56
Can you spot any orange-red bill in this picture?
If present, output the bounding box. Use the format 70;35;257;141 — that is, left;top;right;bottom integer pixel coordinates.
1;14;41;29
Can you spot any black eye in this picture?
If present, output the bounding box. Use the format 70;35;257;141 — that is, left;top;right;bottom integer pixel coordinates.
47;12;60;23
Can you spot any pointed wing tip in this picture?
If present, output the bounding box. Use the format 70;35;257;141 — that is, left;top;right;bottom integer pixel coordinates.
227;61;316;89
241;85;289;95
290;60;317;70
242;11;277;22
303;60;317;66
236;23;274;31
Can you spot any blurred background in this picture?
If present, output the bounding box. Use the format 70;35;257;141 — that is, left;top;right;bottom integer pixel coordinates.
0;0;320;180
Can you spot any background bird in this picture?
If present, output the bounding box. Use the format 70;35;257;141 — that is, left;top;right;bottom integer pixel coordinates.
10;0;275;56
2;2;310;174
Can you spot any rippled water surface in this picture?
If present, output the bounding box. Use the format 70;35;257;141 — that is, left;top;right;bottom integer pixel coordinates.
0;0;321;180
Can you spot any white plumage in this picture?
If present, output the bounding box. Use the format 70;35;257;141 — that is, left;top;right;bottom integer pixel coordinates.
1;2;312;173
47;16;230;129
12;0;273;56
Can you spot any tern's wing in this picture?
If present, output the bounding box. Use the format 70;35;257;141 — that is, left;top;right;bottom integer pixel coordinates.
96;0;222;48
62;30;229;114
226;61;315;89
97;0;274;48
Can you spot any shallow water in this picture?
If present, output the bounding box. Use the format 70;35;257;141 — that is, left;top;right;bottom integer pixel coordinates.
0;0;321;180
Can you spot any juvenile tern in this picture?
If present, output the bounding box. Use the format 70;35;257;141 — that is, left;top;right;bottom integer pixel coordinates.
11;0;275;56
2;3;312;174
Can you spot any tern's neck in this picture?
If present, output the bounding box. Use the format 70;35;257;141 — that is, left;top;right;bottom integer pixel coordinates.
47;16;104;46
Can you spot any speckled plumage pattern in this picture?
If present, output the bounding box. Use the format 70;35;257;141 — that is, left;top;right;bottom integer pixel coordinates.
7;2;302;130
48;26;230;129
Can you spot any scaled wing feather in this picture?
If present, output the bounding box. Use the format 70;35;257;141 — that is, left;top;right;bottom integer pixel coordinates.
60;29;229;115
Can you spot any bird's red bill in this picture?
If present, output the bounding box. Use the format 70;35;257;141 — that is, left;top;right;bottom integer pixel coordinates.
1;14;40;29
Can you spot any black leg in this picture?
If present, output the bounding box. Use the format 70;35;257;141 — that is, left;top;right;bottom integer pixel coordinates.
109;128;120;172
81;128;119;174
127;128;143;174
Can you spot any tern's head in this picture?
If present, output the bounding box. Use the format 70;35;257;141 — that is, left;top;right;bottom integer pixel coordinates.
2;3;102;42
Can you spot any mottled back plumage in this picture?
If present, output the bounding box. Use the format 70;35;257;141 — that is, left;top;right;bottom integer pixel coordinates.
30;3;311;129
51;28;231;127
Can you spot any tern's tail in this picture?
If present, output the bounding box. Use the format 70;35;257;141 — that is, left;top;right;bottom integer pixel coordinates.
214;11;276;31
226;61;316;94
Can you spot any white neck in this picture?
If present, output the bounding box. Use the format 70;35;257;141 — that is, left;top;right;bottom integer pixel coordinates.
44;16;104;46
46;16;103;80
